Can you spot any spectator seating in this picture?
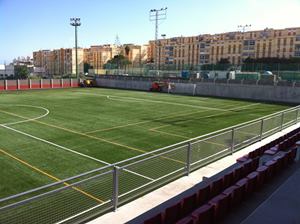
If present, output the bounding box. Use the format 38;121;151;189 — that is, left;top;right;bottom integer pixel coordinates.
143;127;299;224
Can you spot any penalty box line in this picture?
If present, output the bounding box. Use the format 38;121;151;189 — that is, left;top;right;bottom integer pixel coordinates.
0;148;105;204
0;124;154;182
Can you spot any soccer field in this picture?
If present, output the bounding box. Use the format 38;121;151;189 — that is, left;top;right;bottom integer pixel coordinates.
0;87;293;223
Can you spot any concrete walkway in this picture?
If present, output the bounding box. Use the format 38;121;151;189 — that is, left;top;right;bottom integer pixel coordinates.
88;123;300;224
241;165;300;224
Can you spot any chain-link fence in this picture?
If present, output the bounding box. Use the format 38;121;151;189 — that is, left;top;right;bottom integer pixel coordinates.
0;106;299;223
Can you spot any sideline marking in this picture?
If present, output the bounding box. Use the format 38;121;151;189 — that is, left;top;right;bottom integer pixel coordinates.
0;148;105;203
0;105;49;126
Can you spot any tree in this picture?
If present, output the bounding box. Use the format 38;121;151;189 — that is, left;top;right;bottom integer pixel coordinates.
104;55;131;69
124;45;130;57
84;63;93;73
218;58;230;64
14;65;29;79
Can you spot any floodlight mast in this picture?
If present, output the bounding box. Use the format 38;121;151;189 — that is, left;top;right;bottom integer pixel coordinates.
238;24;251;33
70;18;81;79
149;7;167;72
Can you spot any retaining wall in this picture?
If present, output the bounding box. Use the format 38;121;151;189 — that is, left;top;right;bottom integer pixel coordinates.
96;78;300;104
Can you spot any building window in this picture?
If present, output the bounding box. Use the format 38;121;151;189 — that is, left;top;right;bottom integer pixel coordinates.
294;52;300;57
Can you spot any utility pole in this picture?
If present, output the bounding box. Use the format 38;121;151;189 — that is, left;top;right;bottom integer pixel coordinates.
70;18;81;79
149;7;167;73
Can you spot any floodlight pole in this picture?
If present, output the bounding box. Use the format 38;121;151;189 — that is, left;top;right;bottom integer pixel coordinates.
149;7;167;73
238;24;251;33
70;18;81;79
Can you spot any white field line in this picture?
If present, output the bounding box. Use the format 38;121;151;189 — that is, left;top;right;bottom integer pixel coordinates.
0;105;50;126
76;91;234;112
0;124;154;182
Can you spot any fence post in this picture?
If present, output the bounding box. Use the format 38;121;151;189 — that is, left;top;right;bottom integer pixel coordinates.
70;78;72;87
186;142;192;176
29;79;32;89
4;80;7;90
17;79;20;90
231;128;235;154
260;119;264;141
295;108;299;124
61;79;63;88
50;79;53;88
113;166;119;211
280;112;284;131
40;79;43;89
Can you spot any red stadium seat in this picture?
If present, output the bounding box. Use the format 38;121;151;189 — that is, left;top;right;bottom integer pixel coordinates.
246;171;259;193
144;213;163;224
182;193;198;216
175;216;195;224
223;171;235;188
165;201;182;224
209;193;230;222
191;204;214;224
222;185;242;208
256;165;268;186
264;149;277;155
236;155;248;163
210;177;224;198
273;154;285;170
197;184;211;206
233;165;244;182
251;157;260;172
235;178;248;199
243;159;253;175
265;160;277;177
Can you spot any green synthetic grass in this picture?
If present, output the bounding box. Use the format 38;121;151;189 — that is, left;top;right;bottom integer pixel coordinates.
0;87;292;223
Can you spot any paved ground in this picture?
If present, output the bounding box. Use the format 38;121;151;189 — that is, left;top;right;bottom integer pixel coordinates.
222;160;300;224
240;164;300;224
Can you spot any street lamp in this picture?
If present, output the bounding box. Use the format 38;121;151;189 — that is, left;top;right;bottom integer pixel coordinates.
70;17;81;79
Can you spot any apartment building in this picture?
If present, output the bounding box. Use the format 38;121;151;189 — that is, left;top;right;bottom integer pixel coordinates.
149;27;300;68
33;43;149;75
33;48;83;76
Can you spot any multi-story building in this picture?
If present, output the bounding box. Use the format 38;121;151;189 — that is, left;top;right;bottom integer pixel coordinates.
0;64;14;79
149;27;300;68
33;48;84;77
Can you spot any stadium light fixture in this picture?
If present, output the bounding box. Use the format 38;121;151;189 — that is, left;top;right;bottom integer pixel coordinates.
149;7;168;72
70;18;81;79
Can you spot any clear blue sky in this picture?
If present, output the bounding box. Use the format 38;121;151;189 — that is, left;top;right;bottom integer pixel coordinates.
1;0;300;63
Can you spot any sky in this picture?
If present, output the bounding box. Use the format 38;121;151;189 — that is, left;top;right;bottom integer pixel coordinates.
1;0;300;63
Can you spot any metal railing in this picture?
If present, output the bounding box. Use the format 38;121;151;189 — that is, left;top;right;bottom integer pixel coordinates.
0;105;299;224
